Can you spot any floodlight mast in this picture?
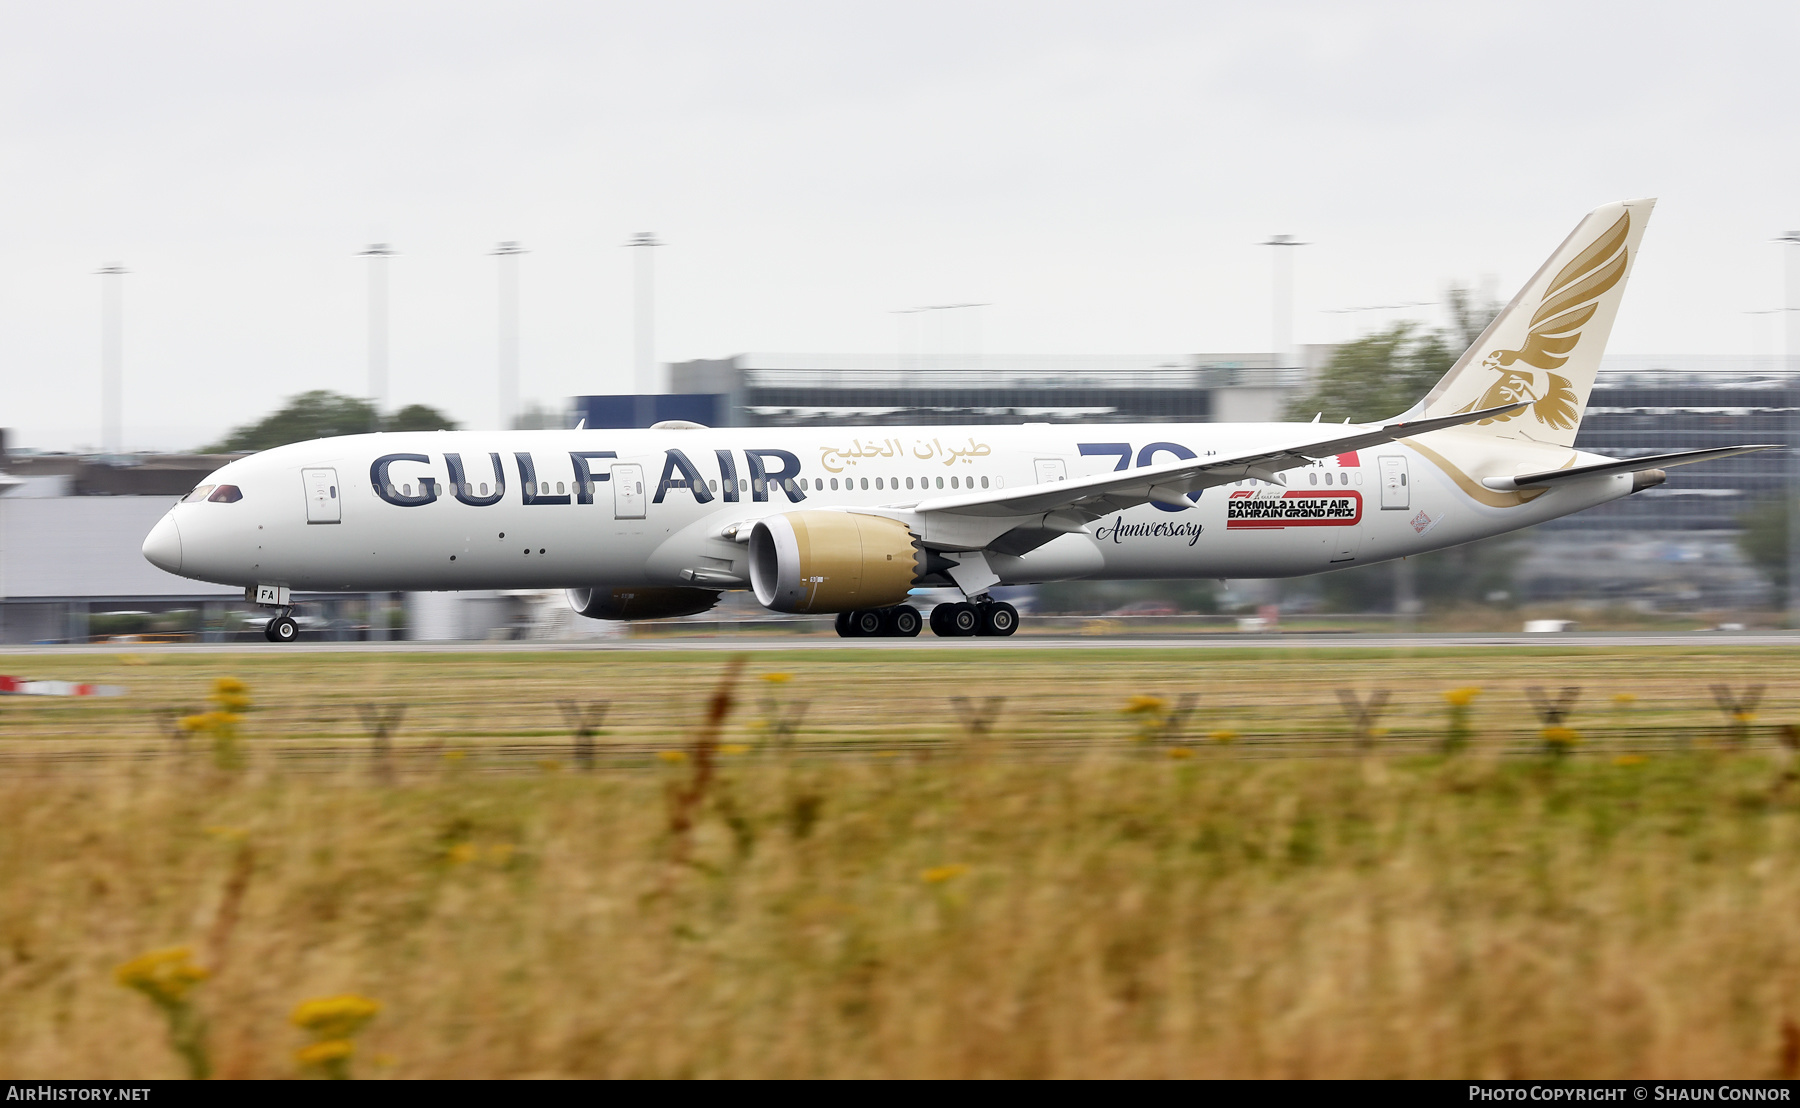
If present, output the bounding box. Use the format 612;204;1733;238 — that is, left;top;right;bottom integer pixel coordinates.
492;241;527;430
1776;230;1800;627
95;265;128;457
1261;234;1309;375
626;232;662;397
358;244;397;418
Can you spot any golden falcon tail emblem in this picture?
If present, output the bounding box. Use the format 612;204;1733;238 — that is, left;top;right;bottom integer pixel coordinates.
1457;210;1629;430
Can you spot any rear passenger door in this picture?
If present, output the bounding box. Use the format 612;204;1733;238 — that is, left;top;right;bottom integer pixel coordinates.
1377;456;1409;511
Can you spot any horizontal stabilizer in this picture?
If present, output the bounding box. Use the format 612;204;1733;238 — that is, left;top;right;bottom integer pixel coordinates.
1480;445;1781;491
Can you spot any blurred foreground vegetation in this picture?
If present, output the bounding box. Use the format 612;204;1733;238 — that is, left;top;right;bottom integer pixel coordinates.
8;737;1800;1077
4;647;1800;1077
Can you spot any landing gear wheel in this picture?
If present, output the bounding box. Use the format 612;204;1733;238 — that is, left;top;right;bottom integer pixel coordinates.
850;608;885;637
978;601;1019;637
932;602;979;637
885;605;923;637
265;614;299;643
835;611;854;638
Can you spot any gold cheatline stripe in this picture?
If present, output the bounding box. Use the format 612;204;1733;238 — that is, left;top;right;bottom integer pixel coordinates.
1400;439;1570;509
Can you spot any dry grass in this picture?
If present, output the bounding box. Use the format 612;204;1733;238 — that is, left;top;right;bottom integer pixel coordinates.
4;646;1800;1077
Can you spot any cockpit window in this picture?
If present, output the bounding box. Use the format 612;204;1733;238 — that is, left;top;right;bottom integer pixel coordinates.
207;485;244;503
181;485;215;503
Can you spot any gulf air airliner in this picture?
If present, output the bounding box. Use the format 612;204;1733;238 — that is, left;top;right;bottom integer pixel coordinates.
142;199;1771;642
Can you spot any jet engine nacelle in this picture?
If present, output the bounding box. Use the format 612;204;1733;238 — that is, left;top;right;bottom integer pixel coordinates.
749;511;923;614
566;586;721;621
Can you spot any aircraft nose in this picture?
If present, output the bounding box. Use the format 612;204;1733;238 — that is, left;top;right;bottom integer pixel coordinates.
142;513;183;574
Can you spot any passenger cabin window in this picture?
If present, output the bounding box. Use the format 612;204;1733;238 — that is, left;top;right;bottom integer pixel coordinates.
206;485;243;503
981;476;989;488
183;485;215;503
906;477;914;490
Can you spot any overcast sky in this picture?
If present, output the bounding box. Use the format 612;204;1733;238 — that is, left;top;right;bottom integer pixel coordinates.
3;1;1797;451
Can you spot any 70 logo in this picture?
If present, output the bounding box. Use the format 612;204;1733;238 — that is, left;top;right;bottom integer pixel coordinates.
1078;442;1205;513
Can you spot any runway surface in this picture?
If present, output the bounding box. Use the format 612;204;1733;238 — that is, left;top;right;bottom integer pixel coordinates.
3;631;1797;654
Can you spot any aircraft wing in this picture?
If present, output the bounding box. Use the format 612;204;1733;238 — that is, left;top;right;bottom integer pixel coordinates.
1481;444;1781;491
908;402;1528;522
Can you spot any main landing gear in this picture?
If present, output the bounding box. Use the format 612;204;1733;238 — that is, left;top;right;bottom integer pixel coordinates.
834;605;924;638
263;610;299;643
833;601;1018;638
928;600;1018;638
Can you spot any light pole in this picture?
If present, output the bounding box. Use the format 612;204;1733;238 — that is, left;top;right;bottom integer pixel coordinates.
1261;234;1309;375
1777;231;1800;627
357;243;395;641
96;265;127;457
625;232;662;396
492;241;527;430
358;243;396;421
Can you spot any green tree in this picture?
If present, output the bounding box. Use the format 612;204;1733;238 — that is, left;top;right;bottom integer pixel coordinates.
384;403;461;433
1284;282;1501;425
1283;324;1454;423
207;392;458;452
1737;497;1789;593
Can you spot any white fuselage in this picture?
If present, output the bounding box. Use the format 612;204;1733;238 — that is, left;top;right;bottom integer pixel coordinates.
143;422;1635;595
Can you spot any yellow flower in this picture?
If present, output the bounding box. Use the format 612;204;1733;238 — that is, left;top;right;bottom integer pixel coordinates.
1166;746;1195;759
1443;687;1481;707
295;1038;355;1065
442;750;465;762
445;842;477;865
760;672;794;684
115;946;208;1006
211;677;252;713
920;864;969;884
1734;710;1757;723
1613;754;1647;767
657;750;688;763
203;825;246;841
1612;692;1637;705
291;994;381;1039
720;743;749;755
1122;694;1169;715
1541;725;1580;748
1208;729;1239;744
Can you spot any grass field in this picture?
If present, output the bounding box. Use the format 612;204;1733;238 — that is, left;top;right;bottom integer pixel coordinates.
5;644;1800;1077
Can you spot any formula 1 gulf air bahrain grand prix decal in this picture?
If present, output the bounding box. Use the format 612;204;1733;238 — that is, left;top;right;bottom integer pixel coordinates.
1225;489;1364;529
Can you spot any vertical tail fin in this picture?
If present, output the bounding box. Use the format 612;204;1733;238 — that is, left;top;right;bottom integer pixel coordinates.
1415;199;1655;448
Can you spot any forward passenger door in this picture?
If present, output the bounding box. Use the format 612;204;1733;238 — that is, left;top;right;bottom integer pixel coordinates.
302;467;340;524
612;464;646;519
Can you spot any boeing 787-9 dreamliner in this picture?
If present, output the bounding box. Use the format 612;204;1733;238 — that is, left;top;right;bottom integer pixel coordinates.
143;199;1773;641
